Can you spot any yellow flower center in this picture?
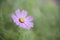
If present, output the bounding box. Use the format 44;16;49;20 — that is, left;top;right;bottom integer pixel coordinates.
19;18;24;23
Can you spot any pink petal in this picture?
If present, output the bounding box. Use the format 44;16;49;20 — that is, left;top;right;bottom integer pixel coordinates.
15;9;20;18
25;22;34;28
19;23;31;30
11;14;20;25
21;10;27;18
25;16;33;22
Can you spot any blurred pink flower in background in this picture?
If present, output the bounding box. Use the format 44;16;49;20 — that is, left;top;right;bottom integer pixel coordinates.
11;9;34;30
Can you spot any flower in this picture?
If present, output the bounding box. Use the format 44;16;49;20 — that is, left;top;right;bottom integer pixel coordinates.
11;9;34;30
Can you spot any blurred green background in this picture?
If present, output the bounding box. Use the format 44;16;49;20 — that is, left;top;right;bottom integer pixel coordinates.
0;0;60;40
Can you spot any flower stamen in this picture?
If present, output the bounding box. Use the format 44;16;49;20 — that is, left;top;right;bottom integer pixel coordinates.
19;18;24;23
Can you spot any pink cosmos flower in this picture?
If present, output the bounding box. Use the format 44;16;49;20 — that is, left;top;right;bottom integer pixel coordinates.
11;9;34;30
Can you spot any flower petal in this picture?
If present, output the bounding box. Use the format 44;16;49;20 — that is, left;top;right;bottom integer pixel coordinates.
11;14;20;25
25;22;34;28
25;16;33;22
19;23;31;30
15;9;21;18
21;10;27;18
